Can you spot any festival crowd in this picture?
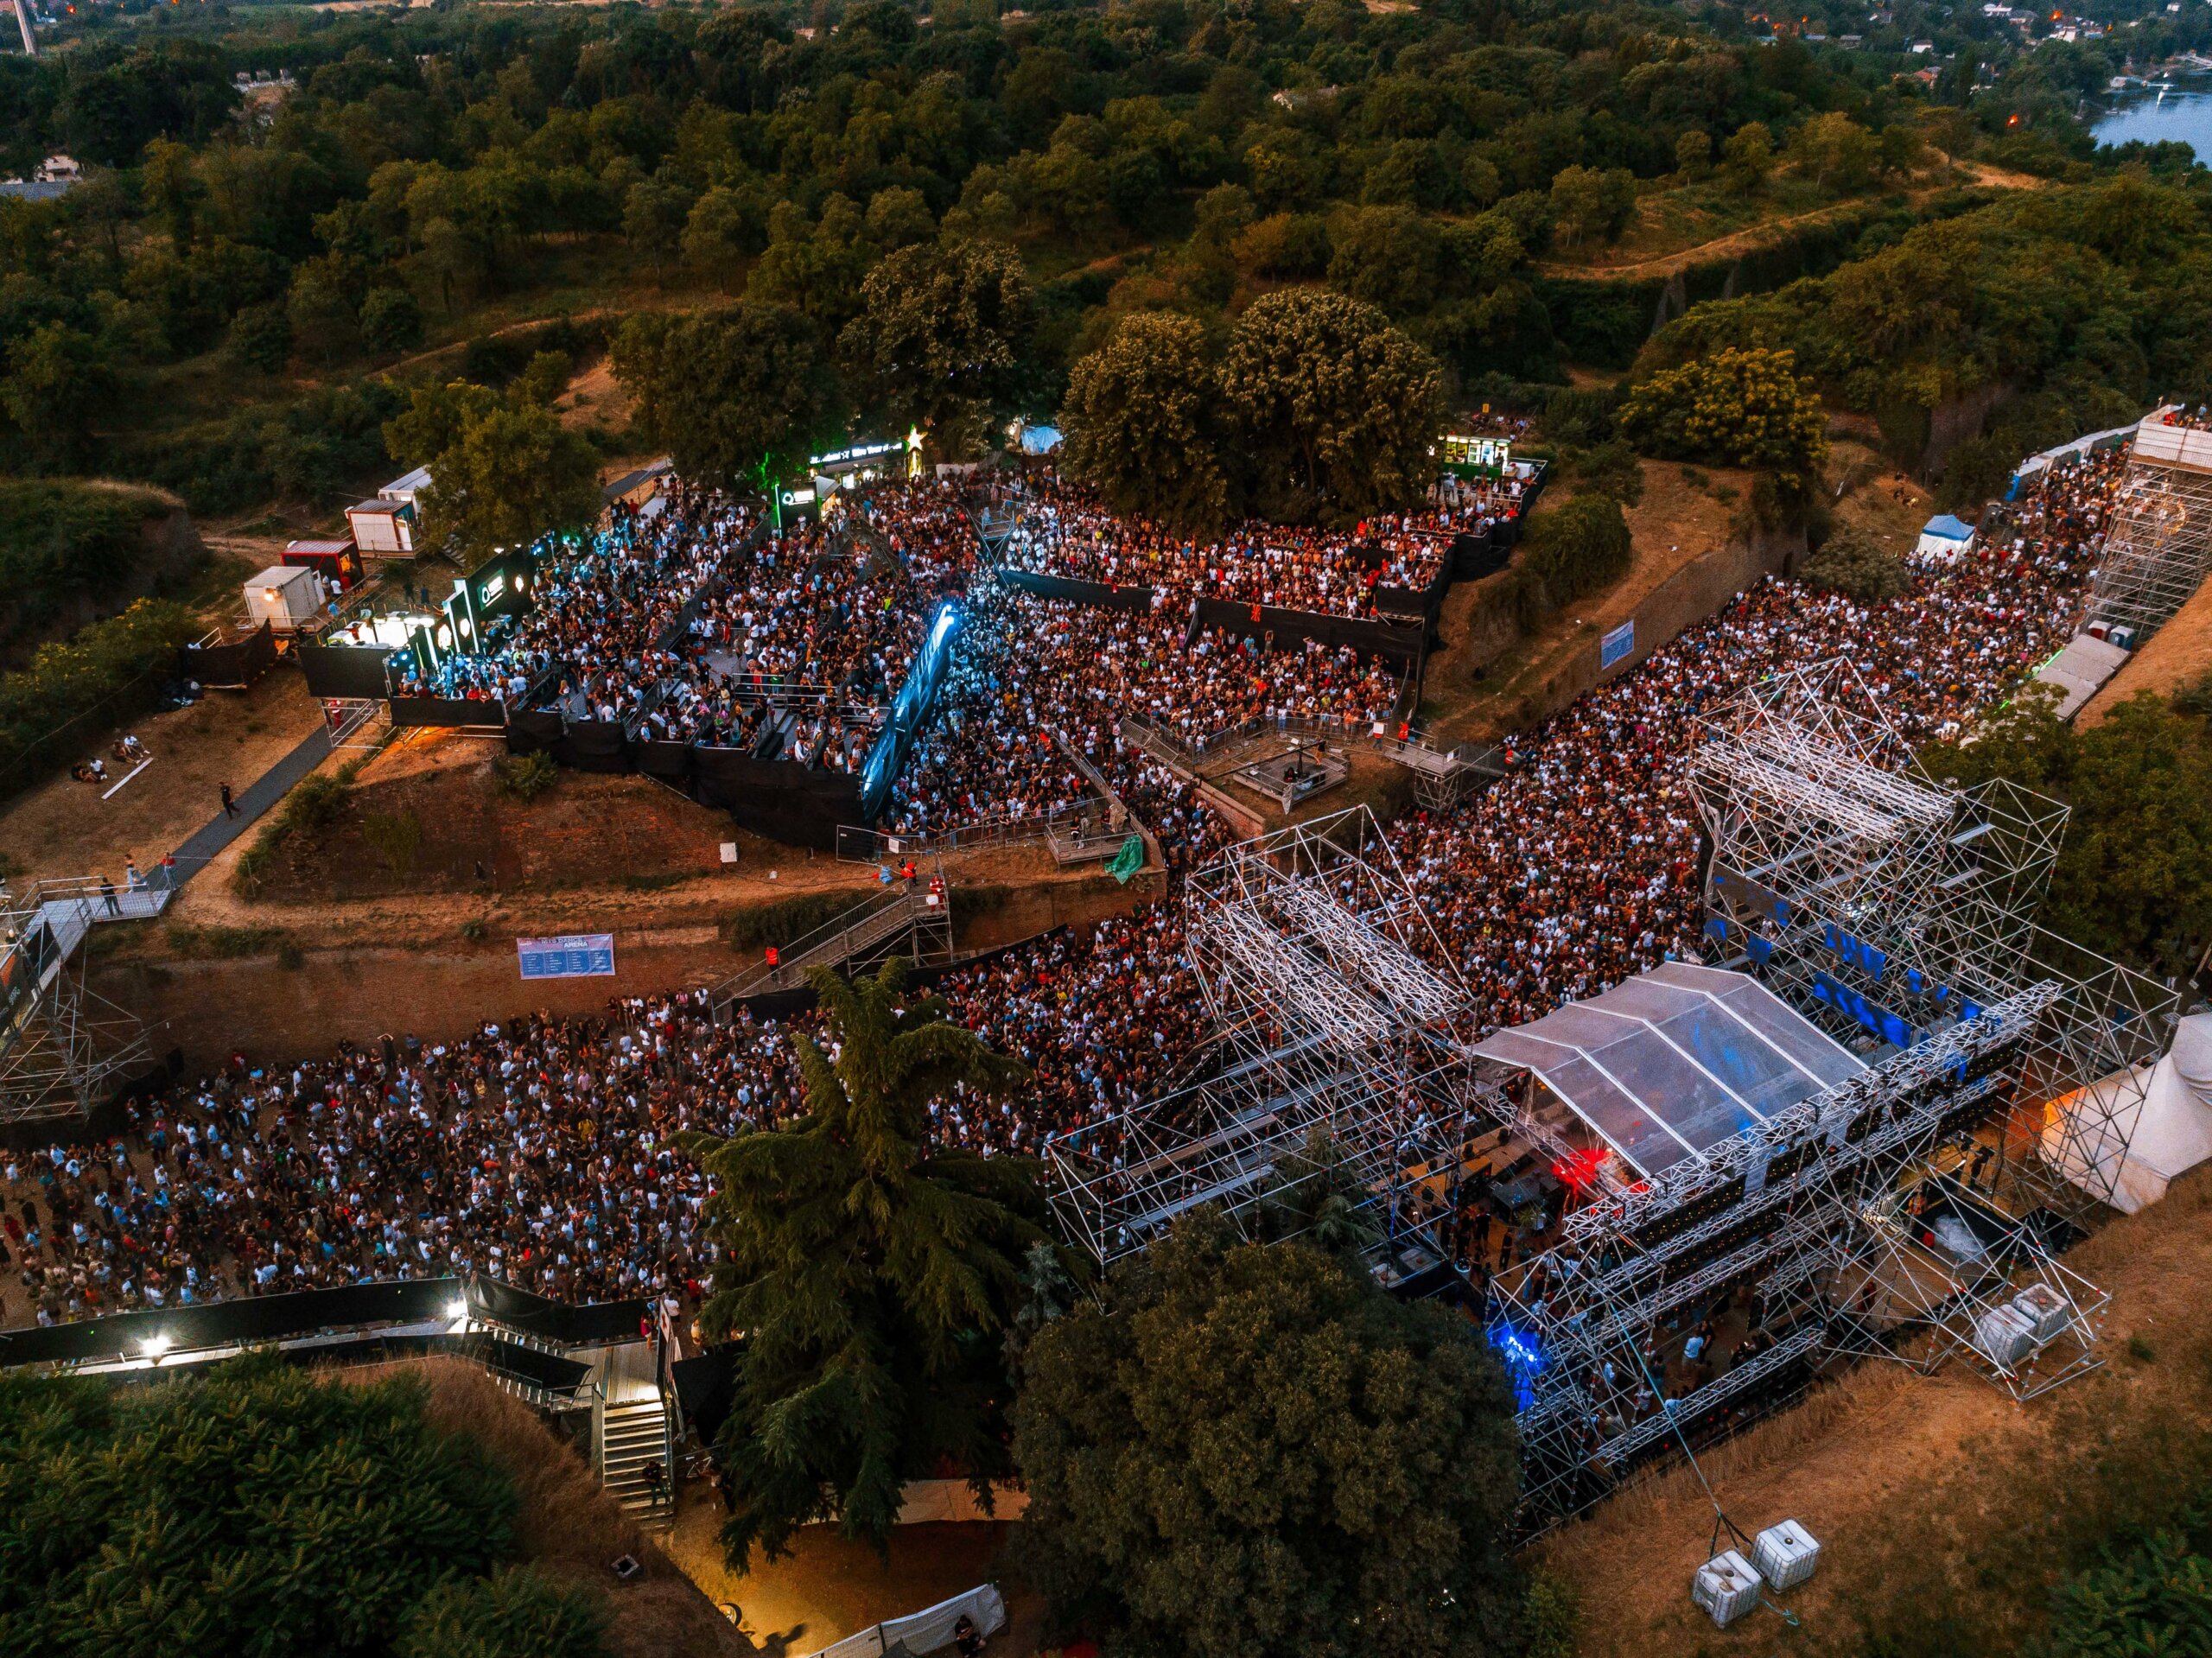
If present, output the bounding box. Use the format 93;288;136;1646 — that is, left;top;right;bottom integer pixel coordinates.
0;443;2122;1331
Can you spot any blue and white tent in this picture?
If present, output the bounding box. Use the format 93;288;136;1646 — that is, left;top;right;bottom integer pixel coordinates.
1914;513;1977;563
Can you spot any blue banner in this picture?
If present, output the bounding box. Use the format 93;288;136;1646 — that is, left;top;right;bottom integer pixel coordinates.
518;934;616;980
1599;620;1635;669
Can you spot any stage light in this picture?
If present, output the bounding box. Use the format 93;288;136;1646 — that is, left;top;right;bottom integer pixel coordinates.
435;623;453;649
142;1333;171;1360
446;1298;467;1320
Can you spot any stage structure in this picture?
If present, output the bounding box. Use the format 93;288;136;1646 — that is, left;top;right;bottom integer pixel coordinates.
1045;669;2177;1534
1044;807;1548;1273
0;880;158;1124
2087;415;2212;641
1478;666;2172;1527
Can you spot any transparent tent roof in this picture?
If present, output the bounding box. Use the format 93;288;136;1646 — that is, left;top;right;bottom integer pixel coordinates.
1472;961;1866;1178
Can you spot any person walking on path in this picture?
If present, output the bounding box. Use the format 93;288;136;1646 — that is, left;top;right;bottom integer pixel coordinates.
99;876;119;917
219;782;238;818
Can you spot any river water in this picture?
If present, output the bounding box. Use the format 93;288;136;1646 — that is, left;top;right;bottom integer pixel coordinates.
2093;86;2212;159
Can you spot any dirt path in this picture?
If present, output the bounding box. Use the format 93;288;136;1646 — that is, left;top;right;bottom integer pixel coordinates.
1533;163;2042;284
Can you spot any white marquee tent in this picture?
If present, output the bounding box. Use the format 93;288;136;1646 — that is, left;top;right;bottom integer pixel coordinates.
2044;1012;2212;1214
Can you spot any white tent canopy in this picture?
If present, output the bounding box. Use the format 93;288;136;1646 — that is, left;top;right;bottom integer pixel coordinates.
2044;1013;2212;1213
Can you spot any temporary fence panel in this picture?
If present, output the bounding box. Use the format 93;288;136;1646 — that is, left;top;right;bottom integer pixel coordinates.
795;1584;1006;1658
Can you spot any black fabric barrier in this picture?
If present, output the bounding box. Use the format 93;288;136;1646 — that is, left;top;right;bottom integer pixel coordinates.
690;744;862;849
1452;528;1508;581
636;737;693;782
995;567;1157;613
1192;597;1426;664
506;707;564;754
671;1347;741;1447
558;719;632;773
391;695;505;729
0;1278;454;1368
183;622;278;690
296;639;396;700
465;1275;649;1346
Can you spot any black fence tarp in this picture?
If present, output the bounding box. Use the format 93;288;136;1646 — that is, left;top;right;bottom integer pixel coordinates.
995;568;1158;613
391;694;505;729
1452;528;1510;582
296;639;397;700
182;622;278;690
0;1274;650;1369
671;1347;741;1448
1190;597;1427;665
558;719;632;773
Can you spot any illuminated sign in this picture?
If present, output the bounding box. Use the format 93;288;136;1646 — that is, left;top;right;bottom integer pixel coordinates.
1441;435;1511;473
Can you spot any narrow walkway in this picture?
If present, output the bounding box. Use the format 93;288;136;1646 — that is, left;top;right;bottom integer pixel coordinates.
153;725;334;890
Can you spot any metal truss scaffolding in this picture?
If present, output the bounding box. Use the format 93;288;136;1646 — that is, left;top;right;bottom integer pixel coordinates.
1045;808;1508;1266
0;882;156;1125
2088;419;2212;640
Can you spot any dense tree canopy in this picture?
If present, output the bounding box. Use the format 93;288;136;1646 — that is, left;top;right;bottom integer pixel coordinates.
839;236;1034;460
1221;289;1446;519
613;301;842;491
1060;311;1233;531
1012;1215;1523;1658
679;957;1052;1565
1618;345;1828;484
0;1358;604;1658
383;362;600;560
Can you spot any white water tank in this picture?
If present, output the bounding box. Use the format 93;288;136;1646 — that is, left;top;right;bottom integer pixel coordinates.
1752;1520;1822;1591
1974;1301;2036;1368
2012;1283;2070;1344
1692;1549;1762;1628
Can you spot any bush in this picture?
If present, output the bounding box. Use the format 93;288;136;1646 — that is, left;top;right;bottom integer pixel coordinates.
228;301;291;373
0;1357;538;1657
0;480;179;666
232;761;360;893
360;286;425;355
1565;438;1644;505
0;598;199;802
1521;492;1634;609
363;808;423;876
721;888;861;952
493;750;558;801
1802;524;1912;603
395;1566;606;1658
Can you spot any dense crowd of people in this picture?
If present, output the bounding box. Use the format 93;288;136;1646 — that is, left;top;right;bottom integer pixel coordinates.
0;441;2124;1331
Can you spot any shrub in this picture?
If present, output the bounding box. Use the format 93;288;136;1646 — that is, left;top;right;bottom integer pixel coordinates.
360;285;425;355
1802;524;1913;603
0;1357;535;1656
1522;492;1634;610
395;1566;606;1658
721;888;861;952
493;750;558;801
363;808;423;876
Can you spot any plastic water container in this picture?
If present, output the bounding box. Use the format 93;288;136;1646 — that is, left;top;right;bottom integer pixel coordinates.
1752;1520;1822;1591
1974;1302;2036;1368
2012;1283;2071;1344
1692;1549;1763;1629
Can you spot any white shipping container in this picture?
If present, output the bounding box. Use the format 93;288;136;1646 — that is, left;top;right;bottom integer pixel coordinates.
1692;1550;1763;1629
1752;1520;1822;1591
242;565;325;633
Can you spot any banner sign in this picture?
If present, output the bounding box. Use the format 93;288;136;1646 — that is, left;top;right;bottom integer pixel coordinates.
518;934;616;980
1599;620;1636;670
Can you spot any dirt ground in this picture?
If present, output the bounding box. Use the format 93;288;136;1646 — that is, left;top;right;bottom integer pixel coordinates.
2080;561;2212;723
664;1511;1045;1658
1539;1161;2212;1656
1421;461;1753;745
0;667;327;886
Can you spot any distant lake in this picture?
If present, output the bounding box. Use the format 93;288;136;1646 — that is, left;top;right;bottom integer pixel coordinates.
2093;87;2212;159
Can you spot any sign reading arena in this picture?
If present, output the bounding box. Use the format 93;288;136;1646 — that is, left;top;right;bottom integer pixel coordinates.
517;934;617;980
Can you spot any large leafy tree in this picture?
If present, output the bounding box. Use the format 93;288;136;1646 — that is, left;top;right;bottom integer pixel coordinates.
382;365;600;561
1059;312;1234;532
679;957;1050;1564
612;302;842;493
0;1357;604;1658
1011;1214;1523;1658
1617;345;1828;485
838;236;1034;460
1220;289;1445;519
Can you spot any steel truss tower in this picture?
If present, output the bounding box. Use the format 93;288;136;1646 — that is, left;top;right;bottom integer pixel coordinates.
1491;664;2174;1530
0;881;157;1125
2087;416;2212;640
1044;807;1531;1267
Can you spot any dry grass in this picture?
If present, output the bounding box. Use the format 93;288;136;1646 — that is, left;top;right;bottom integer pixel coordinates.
1541;1164;2212;1657
345;1357;747;1658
